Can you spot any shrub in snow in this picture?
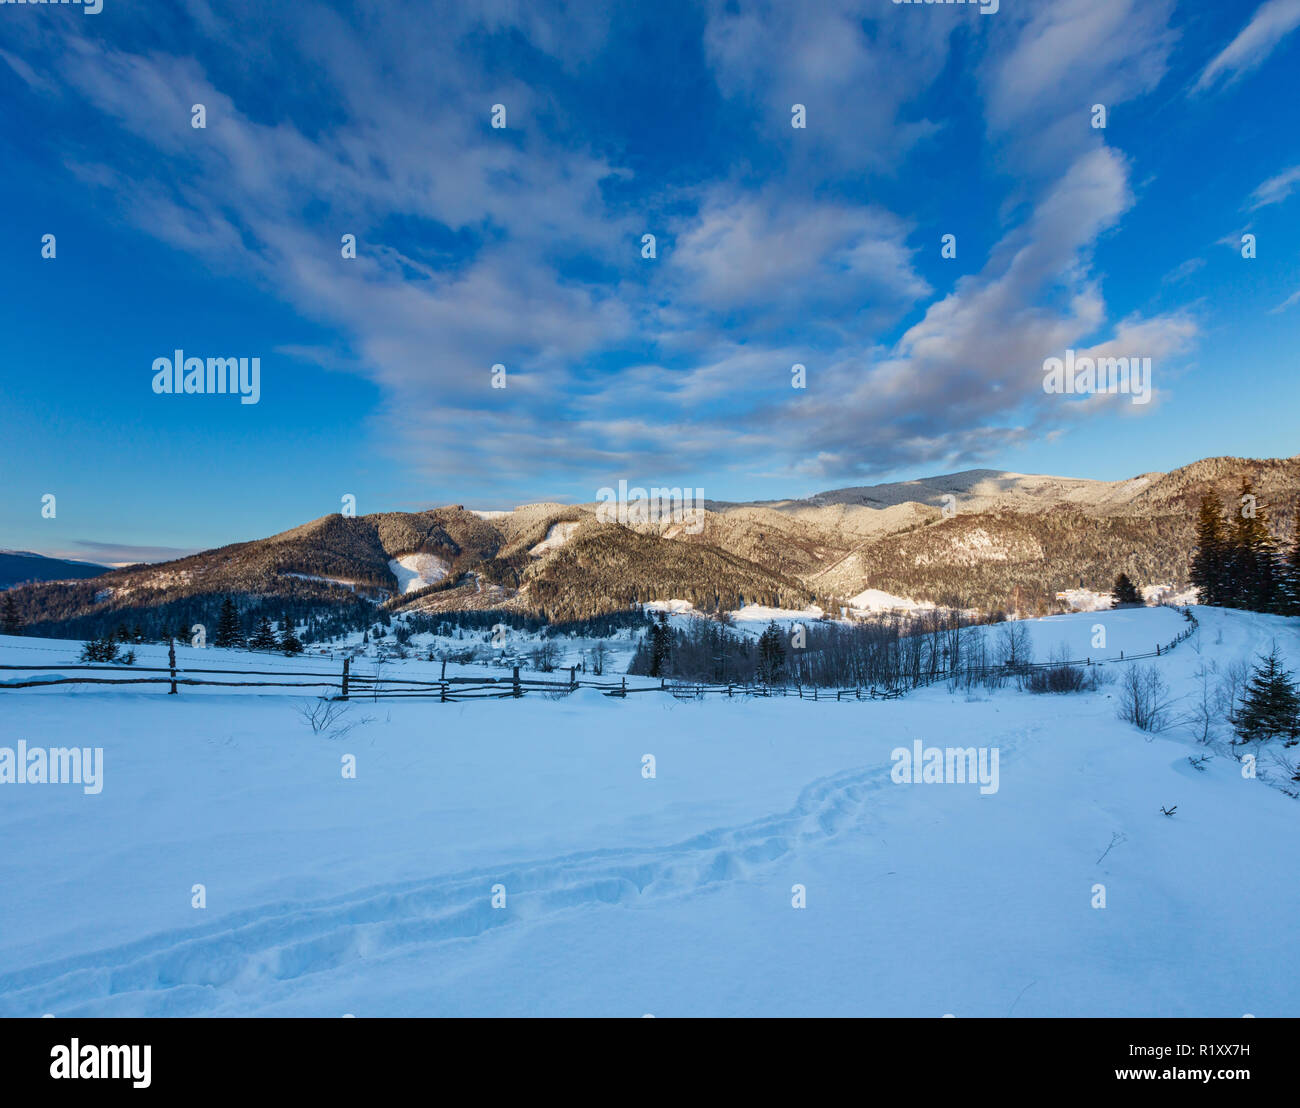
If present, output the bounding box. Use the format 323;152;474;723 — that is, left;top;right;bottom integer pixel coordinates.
79;635;120;663
1117;664;1173;733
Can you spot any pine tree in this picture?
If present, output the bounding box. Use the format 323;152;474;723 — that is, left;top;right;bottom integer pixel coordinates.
1;591;21;636
1284;503;1300;616
1228;478;1280;612
1189;493;1227;606
80;635;120;663
249;616;278;650
757;620;786;684
1111;573;1141;608
214;596;244;648
279;617;304;656
648;612;671;677
1232;646;1300;744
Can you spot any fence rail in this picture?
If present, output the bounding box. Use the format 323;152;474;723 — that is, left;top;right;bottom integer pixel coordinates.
0;611;1198;702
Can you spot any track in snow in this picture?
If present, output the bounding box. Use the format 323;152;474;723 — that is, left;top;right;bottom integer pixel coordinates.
0;764;896;1016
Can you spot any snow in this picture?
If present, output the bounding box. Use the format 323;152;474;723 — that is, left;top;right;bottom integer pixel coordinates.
848;588;936;613
729;603;826;625
0;606;1297;1017
641;599;698;615
388;553;450;594
529;521;580;556
282;571;369;594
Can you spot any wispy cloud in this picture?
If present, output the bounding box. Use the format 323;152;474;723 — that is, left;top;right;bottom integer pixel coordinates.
1194;0;1300;92
1269;288;1300;314
1247;164;1300;209
0;0;1208;500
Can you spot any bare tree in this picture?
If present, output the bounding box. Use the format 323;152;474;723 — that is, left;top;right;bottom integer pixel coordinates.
1117;664;1174;733
1184;661;1219;744
1216;659;1251;736
296;699;370;740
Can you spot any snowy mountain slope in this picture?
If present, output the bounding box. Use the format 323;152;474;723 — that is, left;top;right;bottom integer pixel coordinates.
0;607;1296;1016
8;454;1299;632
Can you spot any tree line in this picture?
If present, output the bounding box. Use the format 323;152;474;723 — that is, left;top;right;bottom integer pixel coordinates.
1189;478;1300;613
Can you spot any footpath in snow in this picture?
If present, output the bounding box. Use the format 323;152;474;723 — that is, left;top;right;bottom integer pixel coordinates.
0;606;1296;1016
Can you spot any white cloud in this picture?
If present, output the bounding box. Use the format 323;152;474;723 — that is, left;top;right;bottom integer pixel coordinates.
1269;289;1300;314
668;189;930;326
981;0;1176;174
702;0;950;172
1194;0;1300;92
1247;164;1300;209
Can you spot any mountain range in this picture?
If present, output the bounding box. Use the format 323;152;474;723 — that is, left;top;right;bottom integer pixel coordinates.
0;550;108;591
6;455;1298;638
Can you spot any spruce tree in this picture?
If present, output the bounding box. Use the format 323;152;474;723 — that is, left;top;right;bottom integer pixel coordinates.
1228;478;1280;612
1;591;21;636
648;612;671;677
758;620;787;684
1232;646;1300;744
249;616;278;650
1284;503;1300;616
1111;573;1141;608
214;596;244;648
279;617;304;656
1189;493;1227;606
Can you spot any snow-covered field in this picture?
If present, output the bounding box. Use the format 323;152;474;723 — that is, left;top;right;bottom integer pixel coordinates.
0;606;1296;1016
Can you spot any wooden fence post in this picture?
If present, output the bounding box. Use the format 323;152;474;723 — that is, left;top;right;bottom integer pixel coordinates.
621;676;627;698
570;665;577;688
440;681;447;703
512;666;521;697
168;639;178;695
441;658;447;681
341;657;350;701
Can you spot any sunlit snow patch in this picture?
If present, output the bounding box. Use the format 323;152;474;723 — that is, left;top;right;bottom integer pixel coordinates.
389;553;450;594
529;521;580;556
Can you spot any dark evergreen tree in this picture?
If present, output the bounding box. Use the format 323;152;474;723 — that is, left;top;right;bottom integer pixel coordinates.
279;617;304;656
79;635;120;663
1284;502;1300;616
1111;573;1141;608
1228;478;1280;612
1232;646;1300;744
1189;493;1228;606
249;616;278;650
1;591;21;636
214;596;244;648
757;620;787;684
648;612;671;677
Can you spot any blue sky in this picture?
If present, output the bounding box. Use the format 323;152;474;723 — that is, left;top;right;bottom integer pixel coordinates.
1;0;1298;564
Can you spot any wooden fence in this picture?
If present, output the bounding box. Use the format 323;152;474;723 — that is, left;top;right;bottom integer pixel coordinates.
0;610;1199;703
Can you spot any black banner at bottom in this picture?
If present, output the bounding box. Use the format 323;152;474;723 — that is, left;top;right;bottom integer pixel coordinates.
0;1016;1290;1096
